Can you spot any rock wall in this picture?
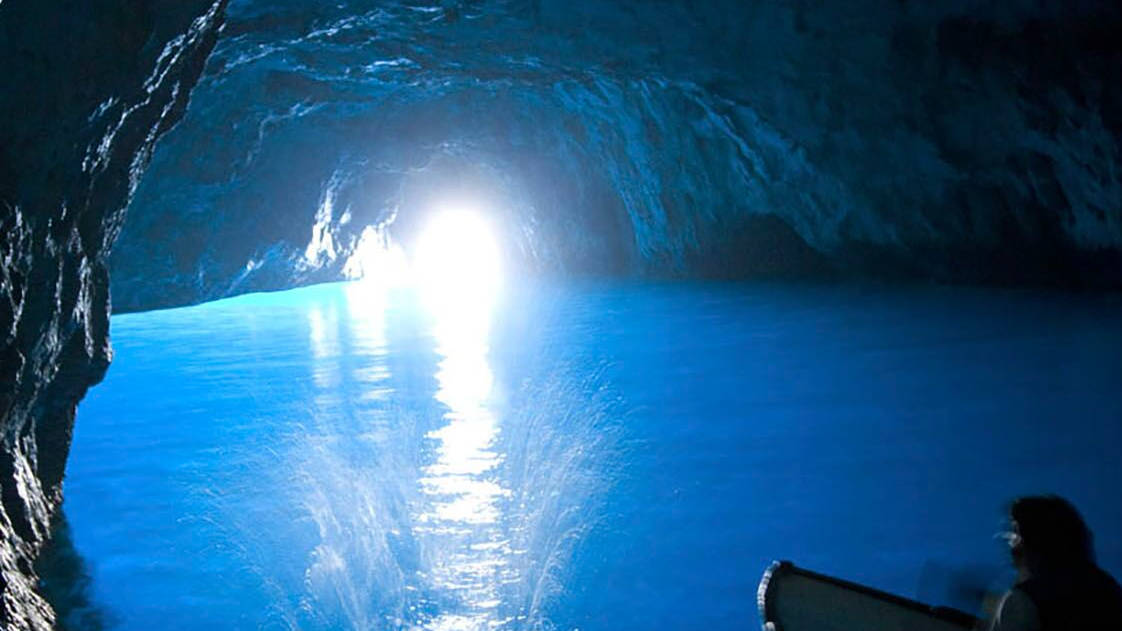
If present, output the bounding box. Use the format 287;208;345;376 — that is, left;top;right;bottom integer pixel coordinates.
0;2;226;627
110;0;1122;312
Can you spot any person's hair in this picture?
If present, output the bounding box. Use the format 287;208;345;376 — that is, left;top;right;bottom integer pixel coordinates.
1010;495;1095;568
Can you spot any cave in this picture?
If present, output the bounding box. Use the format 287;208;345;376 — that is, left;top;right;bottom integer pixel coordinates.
2;1;1122;629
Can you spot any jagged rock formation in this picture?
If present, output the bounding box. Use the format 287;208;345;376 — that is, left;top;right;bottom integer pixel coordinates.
0;2;226;627
111;0;1122;312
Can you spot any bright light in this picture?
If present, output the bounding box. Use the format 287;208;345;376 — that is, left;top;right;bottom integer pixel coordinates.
411;207;502;310
412;208;511;630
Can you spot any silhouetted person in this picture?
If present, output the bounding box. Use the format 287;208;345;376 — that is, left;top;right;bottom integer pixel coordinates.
989;495;1122;631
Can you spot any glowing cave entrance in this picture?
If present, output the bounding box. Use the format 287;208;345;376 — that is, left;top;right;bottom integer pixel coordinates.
345;206;503;309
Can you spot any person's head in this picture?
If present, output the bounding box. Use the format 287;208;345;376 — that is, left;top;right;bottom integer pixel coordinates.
1005;495;1095;573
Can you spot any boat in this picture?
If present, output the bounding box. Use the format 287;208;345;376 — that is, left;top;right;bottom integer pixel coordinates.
758;561;980;631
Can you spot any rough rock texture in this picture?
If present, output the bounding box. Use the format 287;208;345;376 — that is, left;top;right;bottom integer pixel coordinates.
0;1;226;627
110;0;1122;312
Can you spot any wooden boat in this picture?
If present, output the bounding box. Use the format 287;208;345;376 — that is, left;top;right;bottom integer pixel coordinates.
758;561;980;631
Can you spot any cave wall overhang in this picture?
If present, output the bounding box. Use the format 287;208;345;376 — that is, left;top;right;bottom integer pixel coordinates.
111;0;1122;313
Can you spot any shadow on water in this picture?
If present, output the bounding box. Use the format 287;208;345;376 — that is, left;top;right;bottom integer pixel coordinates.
36;511;114;631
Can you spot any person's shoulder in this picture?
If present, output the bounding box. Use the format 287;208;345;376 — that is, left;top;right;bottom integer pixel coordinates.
989;588;1041;631
1071;565;1122;627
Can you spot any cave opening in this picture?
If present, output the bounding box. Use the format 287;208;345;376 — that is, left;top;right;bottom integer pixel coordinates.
408;207;504;305
4;1;1122;630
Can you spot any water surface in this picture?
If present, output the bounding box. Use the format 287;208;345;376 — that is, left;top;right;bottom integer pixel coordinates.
60;281;1122;629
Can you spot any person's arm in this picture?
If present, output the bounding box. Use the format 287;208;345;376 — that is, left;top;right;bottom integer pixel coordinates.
988;589;1041;631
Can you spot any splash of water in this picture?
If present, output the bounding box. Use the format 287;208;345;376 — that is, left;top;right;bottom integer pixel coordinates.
192;281;619;630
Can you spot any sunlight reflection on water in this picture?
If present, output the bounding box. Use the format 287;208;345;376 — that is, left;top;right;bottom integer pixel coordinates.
416;284;519;630
63;278;622;630
289;281;617;630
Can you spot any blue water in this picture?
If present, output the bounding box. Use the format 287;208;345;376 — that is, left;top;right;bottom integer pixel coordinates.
62;281;1122;630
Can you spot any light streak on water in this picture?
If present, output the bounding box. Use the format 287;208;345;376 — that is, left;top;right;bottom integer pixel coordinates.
414;288;519;630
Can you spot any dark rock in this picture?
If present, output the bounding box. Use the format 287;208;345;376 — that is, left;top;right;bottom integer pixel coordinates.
0;1;227;627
